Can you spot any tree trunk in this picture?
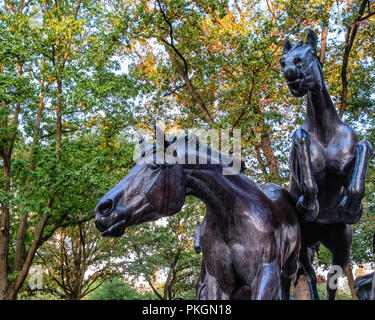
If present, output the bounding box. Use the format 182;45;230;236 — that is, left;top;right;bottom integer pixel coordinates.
252;106;281;184
319;2;331;66
0;157;11;299
11;214;28;273
7;212;50;300
7;79;59;299
339;0;369;117
8;85;48;295
56;80;63;158
345;263;358;300
0;64;22;299
259;132;281;184
293;275;311;300
166;49;214;124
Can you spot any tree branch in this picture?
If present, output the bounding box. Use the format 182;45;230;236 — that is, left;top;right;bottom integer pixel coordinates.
339;0;369;117
156;0;188;74
4;0;17;13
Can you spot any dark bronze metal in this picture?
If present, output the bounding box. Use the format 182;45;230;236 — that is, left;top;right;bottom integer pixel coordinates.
281;29;373;300
193;220;202;254
95;135;301;300
354;272;374;300
193;221;233;299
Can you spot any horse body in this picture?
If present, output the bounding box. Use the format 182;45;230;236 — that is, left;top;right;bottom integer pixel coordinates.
281;30;372;299
186;166;299;299
95;134;300;300
294;92;358;225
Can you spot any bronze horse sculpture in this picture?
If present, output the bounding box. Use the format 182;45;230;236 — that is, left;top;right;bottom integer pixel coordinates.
280;30;373;299
193;220;232;299
354;232;375;300
95;134;300;299
354;272;374;300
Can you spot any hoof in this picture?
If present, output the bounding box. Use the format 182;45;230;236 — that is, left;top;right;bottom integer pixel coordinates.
297;196;319;222
338;196;362;224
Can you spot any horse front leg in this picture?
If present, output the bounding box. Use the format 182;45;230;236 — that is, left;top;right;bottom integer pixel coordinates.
339;140;373;224
296;244;320;300
251;261;280;300
196;260;207;300
291;128;319;222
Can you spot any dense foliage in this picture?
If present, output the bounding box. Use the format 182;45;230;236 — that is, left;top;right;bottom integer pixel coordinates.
0;0;374;300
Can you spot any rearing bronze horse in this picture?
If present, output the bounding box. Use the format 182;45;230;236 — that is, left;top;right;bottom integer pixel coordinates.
95;134;300;299
280;30;373;299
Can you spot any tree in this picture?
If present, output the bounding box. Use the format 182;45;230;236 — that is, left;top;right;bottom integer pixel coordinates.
110;0;375;299
87;277;157;300
28;221;126;300
1;0;374;300
121;197;204;300
0;0;137;299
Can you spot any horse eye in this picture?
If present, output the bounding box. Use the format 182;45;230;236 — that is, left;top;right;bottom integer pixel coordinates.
294;58;302;66
149;163;161;170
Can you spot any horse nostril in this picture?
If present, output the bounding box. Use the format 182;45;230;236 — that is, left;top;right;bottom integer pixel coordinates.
97;199;114;216
285;68;298;81
95;219;105;232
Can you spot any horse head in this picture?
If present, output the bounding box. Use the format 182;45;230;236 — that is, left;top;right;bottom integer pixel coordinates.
95;133;243;237
280;29;324;97
94;135;186;237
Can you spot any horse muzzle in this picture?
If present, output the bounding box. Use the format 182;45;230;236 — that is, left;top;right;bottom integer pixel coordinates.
95;208;130;237
95;194;154;237
287;79;309;97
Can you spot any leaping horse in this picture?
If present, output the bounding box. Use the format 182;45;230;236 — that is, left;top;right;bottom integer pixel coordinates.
280;29;373;299
94;134;300;299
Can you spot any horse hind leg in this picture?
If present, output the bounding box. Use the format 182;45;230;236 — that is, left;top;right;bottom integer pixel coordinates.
323;224;352;300
280;248;299;300
339;139;373;224
231;285;251;300
251;260;281;300
326;256;350;300
292;128;319;222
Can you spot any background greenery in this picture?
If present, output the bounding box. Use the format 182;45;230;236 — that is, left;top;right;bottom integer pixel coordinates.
0;0;374;300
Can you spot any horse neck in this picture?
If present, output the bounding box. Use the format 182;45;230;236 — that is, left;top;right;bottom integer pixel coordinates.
305;66;342;145
184;167;237;228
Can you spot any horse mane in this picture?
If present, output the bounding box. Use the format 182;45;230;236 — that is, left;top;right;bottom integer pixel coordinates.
135;133;246;174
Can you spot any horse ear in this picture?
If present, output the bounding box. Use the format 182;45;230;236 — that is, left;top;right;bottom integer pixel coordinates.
283;37;292;53
307;29;318;50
